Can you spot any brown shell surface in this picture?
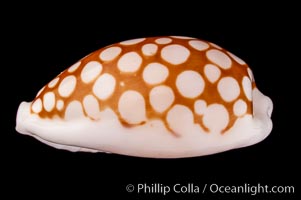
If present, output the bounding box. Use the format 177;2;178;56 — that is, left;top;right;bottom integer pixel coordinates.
31;36;255;133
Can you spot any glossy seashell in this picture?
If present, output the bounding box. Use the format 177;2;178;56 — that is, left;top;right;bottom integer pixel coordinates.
16;36;273;158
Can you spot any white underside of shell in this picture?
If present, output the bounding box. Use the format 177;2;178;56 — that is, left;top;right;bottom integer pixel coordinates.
16;88;272;158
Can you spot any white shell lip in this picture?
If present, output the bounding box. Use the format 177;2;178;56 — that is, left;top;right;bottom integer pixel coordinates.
15;88;273;158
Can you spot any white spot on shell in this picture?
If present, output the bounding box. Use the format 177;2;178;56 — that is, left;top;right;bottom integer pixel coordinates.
161;44;190;65
56;100;64;111
233;99;247;116
118;90;146;124
155;38;172;44
194;100;207;115
217;77;240;102
68;61;81;73
142;43;158;56
81;61;102;83
83;95;101;120
120;38;145;45
242;76;252;101
117;52;142;73
247;68;255;82
189;40;209;51
58;75;77;98
64;101;84;120
167;105;194;133
204;64;221;83
203;104;229;132
143;63;169;85
176;70;205;98
32;98;42;113
48;77;59;88
206;49;232;69
228;52;246;65
99;46;122;61
150;85;174;113
93;73;116;100
43;92;55;112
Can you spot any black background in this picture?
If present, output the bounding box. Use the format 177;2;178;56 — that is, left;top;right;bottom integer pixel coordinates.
3;2;299;199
